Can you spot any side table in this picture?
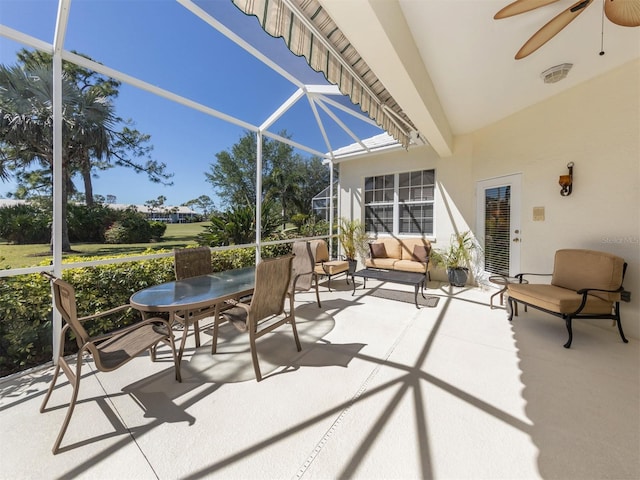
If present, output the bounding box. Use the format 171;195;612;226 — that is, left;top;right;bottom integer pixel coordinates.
488;275;528;313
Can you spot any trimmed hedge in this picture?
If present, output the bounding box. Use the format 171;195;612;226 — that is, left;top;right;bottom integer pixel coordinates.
0;245;285;378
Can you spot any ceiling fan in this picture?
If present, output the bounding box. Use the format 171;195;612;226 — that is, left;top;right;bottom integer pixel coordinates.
494;0;640;59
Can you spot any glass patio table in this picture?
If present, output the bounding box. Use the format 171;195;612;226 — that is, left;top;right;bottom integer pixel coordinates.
130;266;255;377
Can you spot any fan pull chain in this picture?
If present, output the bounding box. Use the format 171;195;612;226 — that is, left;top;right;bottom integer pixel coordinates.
599;0;606;55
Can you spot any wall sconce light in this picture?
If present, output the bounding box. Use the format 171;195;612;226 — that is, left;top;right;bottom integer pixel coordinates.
559;162;574;196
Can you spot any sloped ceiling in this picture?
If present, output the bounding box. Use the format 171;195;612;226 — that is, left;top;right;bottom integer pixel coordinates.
320;0;640;158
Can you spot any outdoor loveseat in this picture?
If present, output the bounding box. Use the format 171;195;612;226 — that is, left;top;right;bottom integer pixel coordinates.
507;249;630;348
365;237;432;280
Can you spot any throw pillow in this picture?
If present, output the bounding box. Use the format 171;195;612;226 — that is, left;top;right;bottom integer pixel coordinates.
412;245;430;263
369;242;387;259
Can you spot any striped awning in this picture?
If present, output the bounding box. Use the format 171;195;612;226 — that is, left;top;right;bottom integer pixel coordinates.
232;0;416;149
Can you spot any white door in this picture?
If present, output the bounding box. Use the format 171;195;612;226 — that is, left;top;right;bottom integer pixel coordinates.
476;174;522;277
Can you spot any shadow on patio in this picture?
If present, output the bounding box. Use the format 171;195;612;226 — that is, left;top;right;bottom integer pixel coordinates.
1;282;638;479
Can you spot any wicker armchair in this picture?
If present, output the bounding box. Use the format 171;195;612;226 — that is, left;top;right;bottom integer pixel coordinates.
212;255;301;381
40;273;179;454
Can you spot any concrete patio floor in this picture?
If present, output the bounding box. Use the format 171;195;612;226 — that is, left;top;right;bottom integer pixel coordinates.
1;279;638;479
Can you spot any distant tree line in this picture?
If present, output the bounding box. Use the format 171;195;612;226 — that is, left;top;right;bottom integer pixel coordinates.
0;49;332;251
200;130;333;246
0;200;166;245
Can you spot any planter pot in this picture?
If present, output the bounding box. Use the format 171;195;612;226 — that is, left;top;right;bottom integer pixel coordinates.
347;259;358;274
447;267;468;287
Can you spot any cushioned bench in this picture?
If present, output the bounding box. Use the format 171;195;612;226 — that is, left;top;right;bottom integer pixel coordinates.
507;249;629;348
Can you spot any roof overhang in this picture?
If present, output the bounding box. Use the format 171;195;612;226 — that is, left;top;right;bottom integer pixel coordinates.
232;0;427;151
318;0;453;157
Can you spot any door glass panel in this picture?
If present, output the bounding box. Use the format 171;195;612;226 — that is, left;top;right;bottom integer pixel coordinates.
484;186;510;276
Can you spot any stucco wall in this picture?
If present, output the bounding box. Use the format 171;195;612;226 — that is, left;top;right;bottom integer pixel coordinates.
338;59;639;339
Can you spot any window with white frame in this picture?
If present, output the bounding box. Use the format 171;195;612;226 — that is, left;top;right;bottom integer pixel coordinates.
364;169;435;236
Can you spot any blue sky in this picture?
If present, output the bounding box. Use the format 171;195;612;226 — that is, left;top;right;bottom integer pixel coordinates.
0;0;382;209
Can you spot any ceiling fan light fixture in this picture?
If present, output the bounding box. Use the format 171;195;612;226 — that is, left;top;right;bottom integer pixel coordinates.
541;63;573;83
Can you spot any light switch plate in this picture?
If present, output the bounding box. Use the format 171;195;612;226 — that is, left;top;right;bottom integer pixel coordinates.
533;206;545;221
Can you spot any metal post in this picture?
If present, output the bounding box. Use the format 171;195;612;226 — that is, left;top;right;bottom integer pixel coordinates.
50;0;70;363
328;159;334;255
255;132;262;264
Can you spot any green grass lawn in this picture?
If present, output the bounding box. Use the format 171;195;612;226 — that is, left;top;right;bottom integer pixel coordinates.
0;222;208;269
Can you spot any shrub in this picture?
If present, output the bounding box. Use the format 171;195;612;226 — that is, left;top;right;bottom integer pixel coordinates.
198;201;280;247
0;247;259;377
149;221;167;241
291;213;307;230
104;221;129;244
104;208;153;244
299;217;330;237
67;203;119;242
0;204;50;244
0;274;53;371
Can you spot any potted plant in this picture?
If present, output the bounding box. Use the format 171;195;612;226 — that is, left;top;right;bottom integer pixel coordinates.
337;217;371;273
431;231;476;287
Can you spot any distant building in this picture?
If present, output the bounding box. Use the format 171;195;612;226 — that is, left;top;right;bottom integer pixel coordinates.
107;204;199;223
311;185;337;222
0;199;25;208
0;199;199;223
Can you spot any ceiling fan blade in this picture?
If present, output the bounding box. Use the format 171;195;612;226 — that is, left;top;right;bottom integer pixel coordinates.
494;0;561;19
515;0;593;59
605;0;640;26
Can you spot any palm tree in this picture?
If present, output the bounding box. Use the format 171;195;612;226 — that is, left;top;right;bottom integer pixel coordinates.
264;166;302;229
72;88;116;207
16;49;121;207
0;64;113;251
197;200;280;247
1;53;171;251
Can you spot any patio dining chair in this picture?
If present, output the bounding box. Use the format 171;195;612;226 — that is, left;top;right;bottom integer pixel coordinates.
290;240;320;307
40;273;179;454
173;246;214;347
211;255;301;381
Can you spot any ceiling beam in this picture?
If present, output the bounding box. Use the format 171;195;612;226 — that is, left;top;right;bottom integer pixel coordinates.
319;0;453;157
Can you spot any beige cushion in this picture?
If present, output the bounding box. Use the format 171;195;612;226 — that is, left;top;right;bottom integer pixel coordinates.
552;249;624;302
311;240;330;263
310;241;349;276
315;260;349;276
508;283;614;315
393;259;428;273
365;258;398;269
